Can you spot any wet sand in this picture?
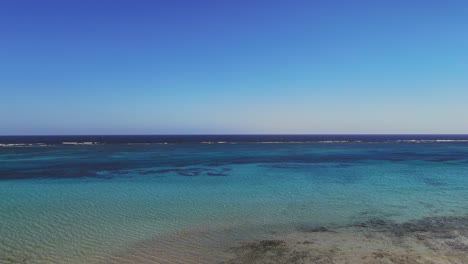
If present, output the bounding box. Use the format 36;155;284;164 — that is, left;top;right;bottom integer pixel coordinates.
104;215;468;264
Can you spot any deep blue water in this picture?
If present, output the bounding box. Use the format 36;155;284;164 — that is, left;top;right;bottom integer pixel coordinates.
2;134;468;145
1;135;468;263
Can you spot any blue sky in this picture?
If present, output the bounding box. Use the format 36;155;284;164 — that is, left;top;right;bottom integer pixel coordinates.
1;0;468;135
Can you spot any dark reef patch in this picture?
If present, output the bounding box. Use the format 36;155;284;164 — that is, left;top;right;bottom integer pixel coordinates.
226;240;313;264
296;225;331;233
226;239;343;264
353;216;468;238
349;215;468;254
0;168;99;180
419;177;448;187
227;215;468;264
0;165;231;180
206;172;229;176
259;163;352;170
138;167;230;177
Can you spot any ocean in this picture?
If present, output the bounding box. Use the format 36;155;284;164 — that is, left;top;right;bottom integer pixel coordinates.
1;135;468;263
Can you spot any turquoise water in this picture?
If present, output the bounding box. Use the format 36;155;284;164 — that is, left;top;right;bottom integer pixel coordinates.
1;137;468;263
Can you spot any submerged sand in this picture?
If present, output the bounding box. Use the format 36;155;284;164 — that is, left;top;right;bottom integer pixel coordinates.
104;215;468;264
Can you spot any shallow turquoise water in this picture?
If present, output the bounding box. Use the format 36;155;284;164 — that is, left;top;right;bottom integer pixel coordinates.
1;140;468;263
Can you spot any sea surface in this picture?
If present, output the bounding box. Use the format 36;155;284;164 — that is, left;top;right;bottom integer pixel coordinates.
1;135;468;263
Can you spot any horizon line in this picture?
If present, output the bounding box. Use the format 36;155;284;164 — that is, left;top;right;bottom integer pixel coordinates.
1;133;468;137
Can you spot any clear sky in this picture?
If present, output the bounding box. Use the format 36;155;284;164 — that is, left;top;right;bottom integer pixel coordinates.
1;0;468;135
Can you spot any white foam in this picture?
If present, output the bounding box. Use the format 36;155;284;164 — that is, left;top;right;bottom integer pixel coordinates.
62;142;98;145
0;143;49;148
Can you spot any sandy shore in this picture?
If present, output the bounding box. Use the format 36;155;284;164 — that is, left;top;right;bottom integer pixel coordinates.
102;215;468;264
